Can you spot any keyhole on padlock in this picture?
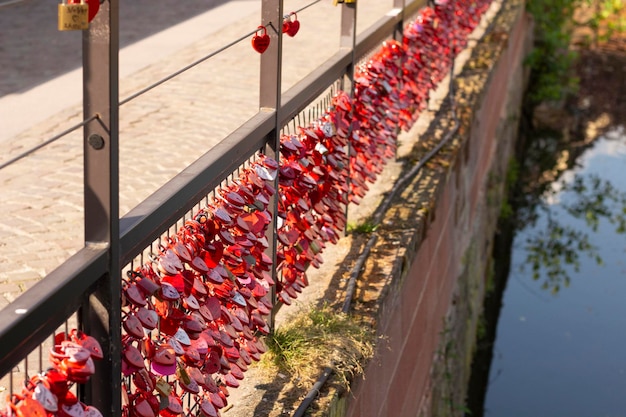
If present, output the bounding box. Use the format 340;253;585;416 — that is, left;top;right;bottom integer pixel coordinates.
88;134;105;150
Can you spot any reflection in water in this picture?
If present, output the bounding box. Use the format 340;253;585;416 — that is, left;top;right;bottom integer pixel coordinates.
522;170;626;294
467;129;626;417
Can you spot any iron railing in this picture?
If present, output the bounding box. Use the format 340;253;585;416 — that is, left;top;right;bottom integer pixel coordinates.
0;0;427;414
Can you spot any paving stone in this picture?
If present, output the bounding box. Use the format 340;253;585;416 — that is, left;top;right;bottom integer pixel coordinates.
0;282;24;296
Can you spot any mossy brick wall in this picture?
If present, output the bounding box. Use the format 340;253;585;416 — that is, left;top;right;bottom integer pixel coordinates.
335;1;534;416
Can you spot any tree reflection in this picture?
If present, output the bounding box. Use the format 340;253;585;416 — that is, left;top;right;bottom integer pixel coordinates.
563;174;626;234
520;173;626;294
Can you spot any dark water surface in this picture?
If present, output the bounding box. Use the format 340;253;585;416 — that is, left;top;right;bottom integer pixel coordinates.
479;129;626;417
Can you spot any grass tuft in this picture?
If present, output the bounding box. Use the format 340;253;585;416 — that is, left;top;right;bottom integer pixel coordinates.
261;303;376;390
347;219;378;234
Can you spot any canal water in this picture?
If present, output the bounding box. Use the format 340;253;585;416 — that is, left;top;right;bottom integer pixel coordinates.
468;128;626;417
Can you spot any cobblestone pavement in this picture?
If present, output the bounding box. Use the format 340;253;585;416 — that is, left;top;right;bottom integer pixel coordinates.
0;0;390;307
0;0;229;97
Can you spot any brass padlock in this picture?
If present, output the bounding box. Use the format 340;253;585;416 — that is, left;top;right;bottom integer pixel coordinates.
58;0;89;31
333;0;356;5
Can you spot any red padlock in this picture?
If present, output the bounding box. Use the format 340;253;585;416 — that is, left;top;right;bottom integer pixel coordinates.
251;26;270;54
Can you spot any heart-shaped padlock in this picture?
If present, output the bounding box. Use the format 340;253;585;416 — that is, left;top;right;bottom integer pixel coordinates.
131;396;155;417
133;368;156;393
136;307;159;330
124;313;146;339
204;350;221;374
12;397;47;417
199;399;218;417
71;331;104;360
251;26;270;54
286;12;300;37
32;383;58;412
208;391;225;409
282;17;292;35
191;337;209;356
190;256;209;273
153;346;176;366
160;282;180;301
167;338;185;356
169;239;192;262
124;283;147;307
222;372;239;388
164;394;183;415
177;366;199;394
173;328;191;347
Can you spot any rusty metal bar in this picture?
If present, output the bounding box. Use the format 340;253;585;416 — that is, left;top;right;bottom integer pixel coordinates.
260;0;283;332
81;0;121;414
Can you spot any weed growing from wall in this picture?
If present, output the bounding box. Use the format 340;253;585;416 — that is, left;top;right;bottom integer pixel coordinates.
261;303;375;390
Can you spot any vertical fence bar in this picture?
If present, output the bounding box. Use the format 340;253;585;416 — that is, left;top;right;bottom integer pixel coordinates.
340;1;357;230
394;0;406;40
260;0;284;331
81;0;121;414
340;1;357;92
393;0;406;160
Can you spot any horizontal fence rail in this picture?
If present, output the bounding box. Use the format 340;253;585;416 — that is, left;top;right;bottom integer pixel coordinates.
0;246;108;378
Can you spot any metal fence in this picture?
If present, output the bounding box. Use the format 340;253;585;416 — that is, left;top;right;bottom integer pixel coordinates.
0;0;429;415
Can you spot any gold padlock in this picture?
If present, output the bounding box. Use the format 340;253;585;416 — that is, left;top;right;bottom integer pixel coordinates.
58;0;89;31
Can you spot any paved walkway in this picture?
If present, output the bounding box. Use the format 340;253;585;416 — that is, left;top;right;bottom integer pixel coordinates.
0;0;391;309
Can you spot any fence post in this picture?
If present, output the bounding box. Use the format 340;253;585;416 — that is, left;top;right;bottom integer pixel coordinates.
394;0;406;40
340;1;357;92
340;1;357;229
260;0;284;331
80;0;121;415
393;0;406;160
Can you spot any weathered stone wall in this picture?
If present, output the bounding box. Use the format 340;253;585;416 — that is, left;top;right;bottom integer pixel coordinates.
339;1;534;416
